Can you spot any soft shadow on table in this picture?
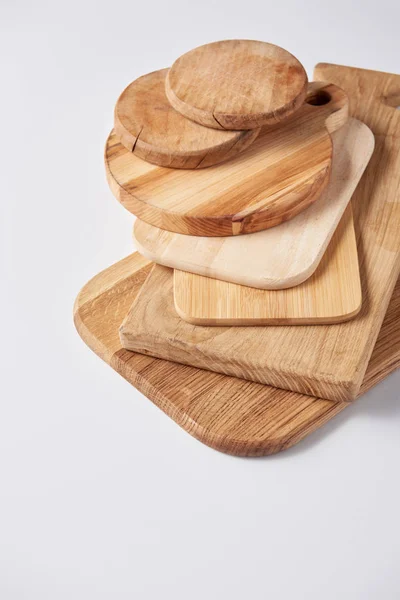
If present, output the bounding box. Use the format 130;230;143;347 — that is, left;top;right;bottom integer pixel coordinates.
266;370;400;460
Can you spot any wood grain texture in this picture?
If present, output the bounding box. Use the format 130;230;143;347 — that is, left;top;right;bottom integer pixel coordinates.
120;251;360;387
174;205;361;325
165;40;308;130
74;252;400;456
134;118;374;289
121;64;400;402
114;69;260;169
106;82;348;236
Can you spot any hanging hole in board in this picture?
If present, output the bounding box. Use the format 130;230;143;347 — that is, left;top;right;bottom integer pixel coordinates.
382;92;400;110
306;90;332;106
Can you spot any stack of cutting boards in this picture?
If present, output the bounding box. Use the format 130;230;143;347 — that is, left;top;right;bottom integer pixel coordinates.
74;42;400;455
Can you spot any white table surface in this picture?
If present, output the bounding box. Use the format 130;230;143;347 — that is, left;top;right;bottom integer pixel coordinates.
1;1;399;598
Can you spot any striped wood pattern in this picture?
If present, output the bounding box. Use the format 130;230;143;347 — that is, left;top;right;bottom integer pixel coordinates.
133;118;373;289
105;82;348;236
120;64;400;403
74;252;400;456
173;205;361;325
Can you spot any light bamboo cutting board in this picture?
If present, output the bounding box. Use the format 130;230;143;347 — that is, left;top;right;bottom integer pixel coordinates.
165;40;308;130
134;118;374;289
74;252;400;456
114;69;260;169
174;205;361;325
105;82;348;236
120;64;400;403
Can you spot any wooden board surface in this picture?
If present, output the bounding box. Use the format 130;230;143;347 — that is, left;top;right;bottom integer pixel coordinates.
114;69;260;169
173;205;361;325
165;40;308;130
134;118;374;289
120;64;400;403
74;252;400;456
105;82;348;236
120;248;360;385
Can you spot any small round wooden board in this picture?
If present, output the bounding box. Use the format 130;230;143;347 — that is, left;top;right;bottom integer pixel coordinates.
114;69;260;169
165;40;308;130
106;82;348;236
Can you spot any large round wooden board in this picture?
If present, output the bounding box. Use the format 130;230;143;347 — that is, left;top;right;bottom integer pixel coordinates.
165;40;308;130
105;82;348;236
114;69;260;169
133;119;374;288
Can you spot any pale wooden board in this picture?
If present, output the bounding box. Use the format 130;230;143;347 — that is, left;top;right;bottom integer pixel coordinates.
74;252;400;456
165;40;308;130
134;118;374;289
105;82;348;236
174;205;361;325
120;64;400;403
114;69;260;169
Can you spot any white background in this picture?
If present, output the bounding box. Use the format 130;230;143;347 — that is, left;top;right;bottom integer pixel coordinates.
1;1;400;598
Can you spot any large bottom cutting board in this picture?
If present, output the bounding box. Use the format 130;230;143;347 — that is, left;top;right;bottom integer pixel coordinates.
74;252;400;456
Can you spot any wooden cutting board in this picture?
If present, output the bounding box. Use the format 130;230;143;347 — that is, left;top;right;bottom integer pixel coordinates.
114;69;260;169
165;40;308;130
105;82;348;236
74;252;400;456
134;118;374;289
120;252;361;378
119;64;400;403
173;205;361;325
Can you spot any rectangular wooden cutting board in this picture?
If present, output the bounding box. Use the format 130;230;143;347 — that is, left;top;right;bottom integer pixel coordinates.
106;81;348;237
174;205;362;325
74;252;400;456
120;64;400;403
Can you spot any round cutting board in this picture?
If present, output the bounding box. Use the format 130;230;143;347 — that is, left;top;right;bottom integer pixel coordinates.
165;40;308;130
114;69;260;169
105;82;348;236
132;119;375;288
